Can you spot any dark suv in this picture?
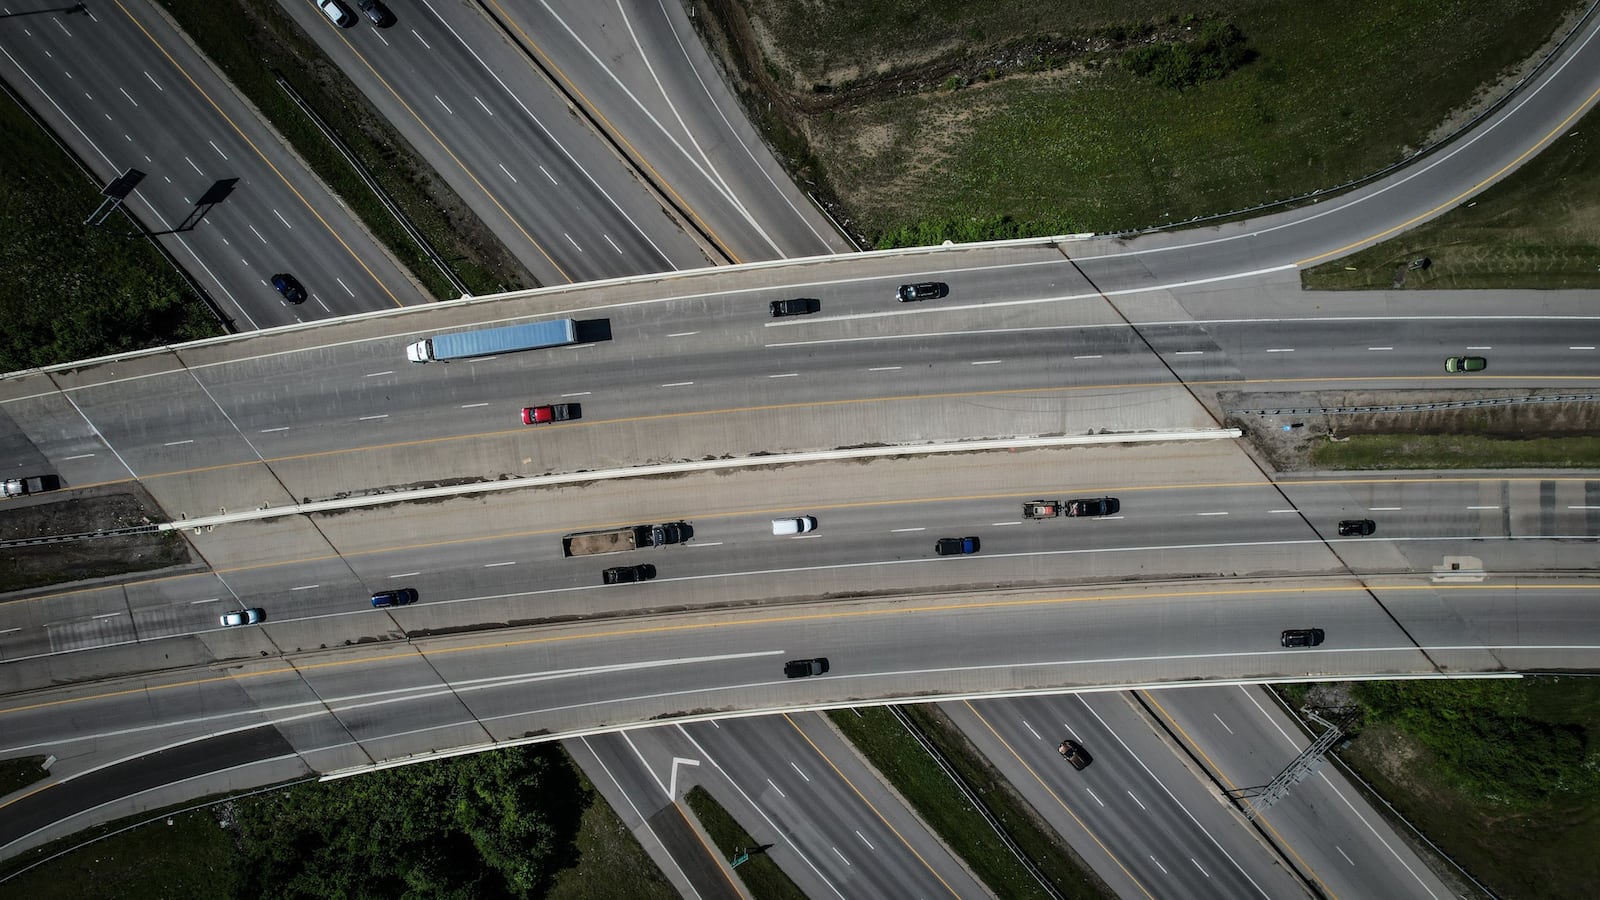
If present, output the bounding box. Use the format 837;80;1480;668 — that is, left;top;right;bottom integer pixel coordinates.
602;564;657;585
371;588;419;608
1066;497;1120;517
769;297;820;317
784;657;829;678
935;536;980;556
1338;519;1376;536
897;281;947;302
1281;628;1325;648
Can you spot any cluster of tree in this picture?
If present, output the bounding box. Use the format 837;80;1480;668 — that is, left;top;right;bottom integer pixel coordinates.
1355;679;1600;809
1121;21;1253;90
228;745;585;899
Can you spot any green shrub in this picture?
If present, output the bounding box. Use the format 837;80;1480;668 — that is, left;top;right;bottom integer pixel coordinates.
1122;21;1252;89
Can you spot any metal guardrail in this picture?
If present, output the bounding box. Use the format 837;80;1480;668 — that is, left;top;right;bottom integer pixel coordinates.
1231;393;1600;418
884;705;1065;900
274;74;472;298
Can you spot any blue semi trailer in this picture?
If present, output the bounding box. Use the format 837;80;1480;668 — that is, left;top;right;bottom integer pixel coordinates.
406;318;578;363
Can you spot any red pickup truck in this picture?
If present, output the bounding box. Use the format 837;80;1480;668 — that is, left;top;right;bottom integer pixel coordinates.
521;402;581;425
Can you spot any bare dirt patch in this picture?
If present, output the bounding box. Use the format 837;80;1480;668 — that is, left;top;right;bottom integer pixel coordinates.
0;492;191;595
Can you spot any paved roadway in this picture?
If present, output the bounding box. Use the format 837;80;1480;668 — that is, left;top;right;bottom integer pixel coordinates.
3;3;1600;892
1140;685;1467;899
275;0;719;283
0;0;421;327
577;715;990;899
3;568;1595;855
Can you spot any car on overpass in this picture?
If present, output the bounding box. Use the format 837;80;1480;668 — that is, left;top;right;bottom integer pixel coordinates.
1445;355;1487;373
522;403;580;425
603;564;657;585
769;297;820;317
1066;497;1120;517
371;588;418;608
1281;628;1325;648
220;608;265;627
896;281;947;302
784;657;829;678
935;536;980;556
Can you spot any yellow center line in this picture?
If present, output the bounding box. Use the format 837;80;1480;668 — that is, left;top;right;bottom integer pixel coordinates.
962;700;1155;899
479;0;742;265
781;713;962;898
1294;81;1600;268
109;0;405;306
66;371;1600;490
1139;690;1336;899
4;581;1593;717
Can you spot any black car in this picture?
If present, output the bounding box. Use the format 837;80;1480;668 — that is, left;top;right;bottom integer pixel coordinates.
1058;739;1092;770
1338;519;1376;536
1066;497;1120;517
934;536;980;556
784;657;829;678
652;522;691;545
1281;628;1325;648
770;297;820;317
271;273;307;304
602;564;657;585
371;588;419;608
358;0;395;26
896;281;947;302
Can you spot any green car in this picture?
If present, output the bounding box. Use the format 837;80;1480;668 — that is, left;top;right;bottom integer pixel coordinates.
1445;355;1487;373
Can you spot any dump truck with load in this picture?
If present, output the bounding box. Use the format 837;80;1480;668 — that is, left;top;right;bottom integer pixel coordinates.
406;318;578;363
562;522;689;557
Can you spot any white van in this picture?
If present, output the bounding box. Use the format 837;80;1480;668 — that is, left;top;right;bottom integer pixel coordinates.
771;516;817;535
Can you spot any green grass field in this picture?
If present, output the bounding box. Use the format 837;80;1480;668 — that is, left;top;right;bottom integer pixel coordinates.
1336;677;1600;900
1305;99;1600;289
724;0;1580;243
1310;433;1600;469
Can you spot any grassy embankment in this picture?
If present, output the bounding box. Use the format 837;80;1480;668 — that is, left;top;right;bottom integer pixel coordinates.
1305;97;1600;290
1282;677;1600;900
157;0;528;297
1312;434;1600;469
684;785;807;900
698;0;1579;245
0;99;219;371
828;706;1107;900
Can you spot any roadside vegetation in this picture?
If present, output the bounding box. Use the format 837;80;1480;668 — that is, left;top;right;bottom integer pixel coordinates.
1305;100;1600;290
0;98;219;372
828;705;1108;900
156;0;528;298
1311;433;1600;469
1283;677;1600;899
0;745;672;900
684;785;807;900
695;0;1581;246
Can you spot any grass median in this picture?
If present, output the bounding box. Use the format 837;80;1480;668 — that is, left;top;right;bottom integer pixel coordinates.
684;785;807;900
828;705;1107;900
1311;433;1600;469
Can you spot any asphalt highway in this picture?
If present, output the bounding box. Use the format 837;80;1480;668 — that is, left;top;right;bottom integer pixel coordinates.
0;0;421;327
